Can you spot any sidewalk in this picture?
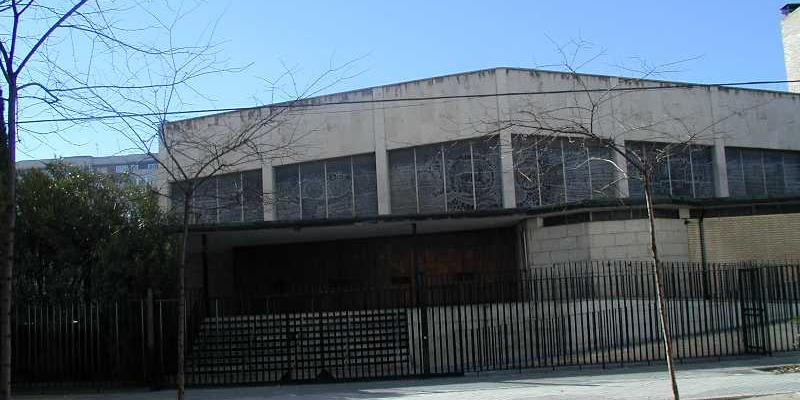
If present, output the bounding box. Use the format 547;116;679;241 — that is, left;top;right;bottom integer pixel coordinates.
18;354;800;400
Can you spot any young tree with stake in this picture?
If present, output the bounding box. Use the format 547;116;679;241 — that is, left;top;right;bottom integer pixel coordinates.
493;40;767;400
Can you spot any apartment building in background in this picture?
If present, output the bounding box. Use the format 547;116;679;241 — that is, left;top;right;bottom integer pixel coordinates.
17;153;159;186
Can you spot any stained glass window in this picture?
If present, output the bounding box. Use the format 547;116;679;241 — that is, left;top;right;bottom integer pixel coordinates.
169;180;190;219
275;164;301;220
325;157;353;218
415;145;446;214
627;141;715;200
725;148;746;198
764;152;785;197
242;170;264;222
388;149;418;214
742;148;765;197
691;147;715;199
726;147;800;199
274;154;378;220
300;162;326;219
589;146;616;199
388;137;503;214
194;179;217;224
353;154;379;217
669;149;692;198
514;135;616;207
538;140;566;205
444;141;474;212
473;136;503;210
786;152;800;196
217;173;242;223
563;139;591;202
513;135;541;208
170;169;263;224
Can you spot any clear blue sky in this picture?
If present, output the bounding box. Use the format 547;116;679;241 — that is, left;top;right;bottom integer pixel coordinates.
16;0;797;160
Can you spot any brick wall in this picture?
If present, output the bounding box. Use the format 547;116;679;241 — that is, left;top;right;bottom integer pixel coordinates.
687;213;800;263
524;217;689;266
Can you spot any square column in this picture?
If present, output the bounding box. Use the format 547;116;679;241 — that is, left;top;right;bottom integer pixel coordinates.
712;138;729;197
372;88;391;215
707;86;729;198
613;138;630;198
495;69;517;208
262;159;275;221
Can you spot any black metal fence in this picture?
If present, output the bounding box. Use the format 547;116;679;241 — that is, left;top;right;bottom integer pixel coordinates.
12;261;800;390
12;301;147;389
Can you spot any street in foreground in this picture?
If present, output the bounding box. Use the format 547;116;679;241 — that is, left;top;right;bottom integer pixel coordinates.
17;354;800;400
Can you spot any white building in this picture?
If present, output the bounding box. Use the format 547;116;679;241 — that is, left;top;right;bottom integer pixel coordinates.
17;153;159;186
158;66;800;298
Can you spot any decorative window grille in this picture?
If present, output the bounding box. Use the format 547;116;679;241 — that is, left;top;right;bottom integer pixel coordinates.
170;169;263;224
274;154;378;220
726;147;800;198
626;141;715;200
388;136;502;214
513;135;617;207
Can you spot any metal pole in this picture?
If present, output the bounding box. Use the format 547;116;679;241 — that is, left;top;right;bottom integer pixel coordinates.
202;234;210;313
412;223;430;376
146;289;155;388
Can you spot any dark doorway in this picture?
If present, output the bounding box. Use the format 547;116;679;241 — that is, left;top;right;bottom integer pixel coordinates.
233;227;517;297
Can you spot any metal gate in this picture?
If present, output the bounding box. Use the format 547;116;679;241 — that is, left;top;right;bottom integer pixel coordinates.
738;267;771;355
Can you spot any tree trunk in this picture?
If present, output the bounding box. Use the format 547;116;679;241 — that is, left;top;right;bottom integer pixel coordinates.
0;84;16;400
643;176;680;400
176;195;190;400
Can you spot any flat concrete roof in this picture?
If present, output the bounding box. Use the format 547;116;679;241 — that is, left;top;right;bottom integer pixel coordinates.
184;196;800;253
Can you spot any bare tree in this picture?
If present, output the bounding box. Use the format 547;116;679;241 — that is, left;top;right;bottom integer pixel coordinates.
491;40;761;400
0;3;94;398
99;48;358;395
0;1;322;398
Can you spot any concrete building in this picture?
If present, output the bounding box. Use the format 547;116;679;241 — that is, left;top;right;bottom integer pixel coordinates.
17;153;159;185
158;65;800;298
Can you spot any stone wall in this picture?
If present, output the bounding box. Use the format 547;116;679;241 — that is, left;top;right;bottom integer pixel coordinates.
523;217;690;266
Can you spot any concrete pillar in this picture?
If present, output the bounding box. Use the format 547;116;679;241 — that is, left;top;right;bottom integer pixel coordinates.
614;138;630;198
495;68;517;208
605;77;629;199
262;160;275;221
372;88;391;215
707;86;729;197
712;138;729;197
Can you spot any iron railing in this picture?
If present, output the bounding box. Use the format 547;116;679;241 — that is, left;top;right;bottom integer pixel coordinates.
12;261;800;390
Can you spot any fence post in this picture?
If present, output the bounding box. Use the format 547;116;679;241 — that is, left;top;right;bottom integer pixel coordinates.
412;223;431;376
416;269;430;376
145;289;155;388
